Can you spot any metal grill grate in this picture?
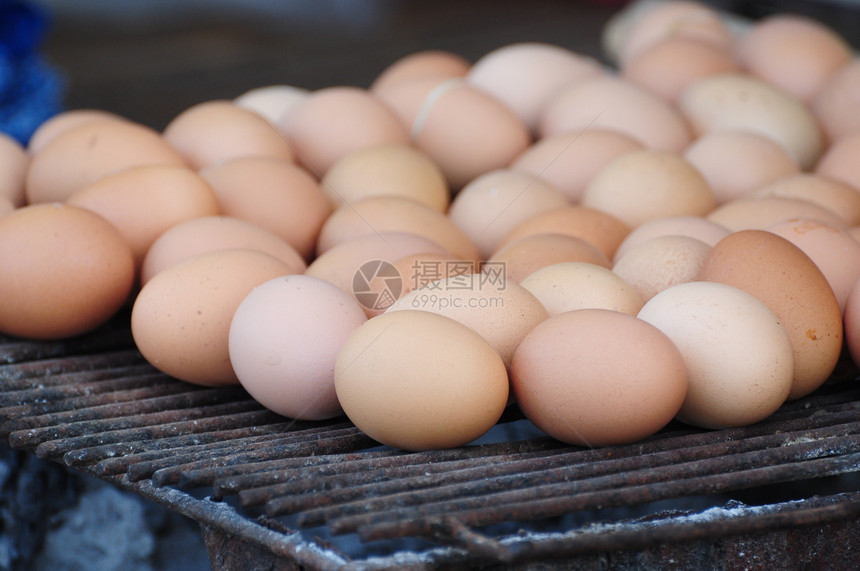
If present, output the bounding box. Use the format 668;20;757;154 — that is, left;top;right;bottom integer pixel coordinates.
3;314;860;569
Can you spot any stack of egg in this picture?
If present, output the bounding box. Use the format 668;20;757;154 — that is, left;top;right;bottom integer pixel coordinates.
2;0;860;452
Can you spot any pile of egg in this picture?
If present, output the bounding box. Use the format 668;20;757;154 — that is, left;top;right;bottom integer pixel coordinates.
2;0;860;451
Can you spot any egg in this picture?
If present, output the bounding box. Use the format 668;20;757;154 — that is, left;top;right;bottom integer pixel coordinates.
735;14;852;104
815;132;860;192
0;203;134;339
750;173;860;227
683;130;801;205
612;235;712;302
26;108;129;155
26;120;187;204
697;229;843;400
334;310;509;451
277;86;409;177
678;73;824;169
369;50;471;94
519;261;644;316
843;277;860;368
447;169;569;259
612;215;729;264
140;215;306;285
488;233;610;284
638;281;793;429
0;132;28;207
511;308;688;447
0;197;12;219
131;249;294;386
706;196;847;232
540;75;692;153
66;165;221;273
510;129;643;203
467;42;605;131
582;149;715;228
812;59;860;142
316;196;479;262
391;251;457;297
386;276;548;369
320;143;449;212
228;274;367;420
233;84;310;125
198;156;331;259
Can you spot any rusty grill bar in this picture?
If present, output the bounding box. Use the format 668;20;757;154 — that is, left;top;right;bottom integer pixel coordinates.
3;316;860;569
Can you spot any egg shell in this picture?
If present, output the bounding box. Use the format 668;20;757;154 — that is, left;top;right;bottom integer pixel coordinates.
0;132;27;207
320;143;449;212
370;50;471;94
66;165;221;272
334;310;509;451
386;276;548;369
467;42;605;131
735;14;852;104
613;235;712;303
25;120;187;204
539;75;692;153
750;174;860;227
678;74;824;169
198;156;331;259
0;196;12;219
277;86;409;177
621;37;738;103
812;59;860;142
767;218;860;314
140;215;306;285
448;169;569;259
228;274;367;420
498;205;630;261
233;85;310;125
162;100;295;170
519;261;644;316
391;251;457;297
816;132;860;193
0;203;134;339
638;281;793;429
706;196;847;233
612;215;729;264
316;196;480;263
697;229;843;400
488;233;610;284
582;149;715;228
683;130;801;205
510;129;643;203
131;249;293;386
511;308;688;447
27;109;129;155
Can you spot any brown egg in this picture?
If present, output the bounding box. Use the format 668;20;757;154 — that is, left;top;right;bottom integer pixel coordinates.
448;169;568;259
488;233;610;284
377;77;531;189
510;128;643;203
369;50;471;94
767;218;860;314
131;249;294;386
519;261;644;316
162;100;295;170
387;276;548;369
812;59;860;142
320;143;449;212
233;85;310;125
679;74;824;169
66;165;221;273
697;229;843;400
583;149;715;228
26;120;187;204
0;196;12;219
612;235;712;302
540;75;692;153
0;132;28;207
511;308;688;447
0;203;134;339
683;130;801;204
750;174;860;227
735;14;852;104
391;251;457;297
316;196;480;262
499;204;631;261
140;215;306;284
335;310;509;451
27;109;128;155
816;132;860;192
622;38;738;103
467;42;605;131
706;196;847;232
198;156;331;259
277;86;409;177
612;215;729;263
